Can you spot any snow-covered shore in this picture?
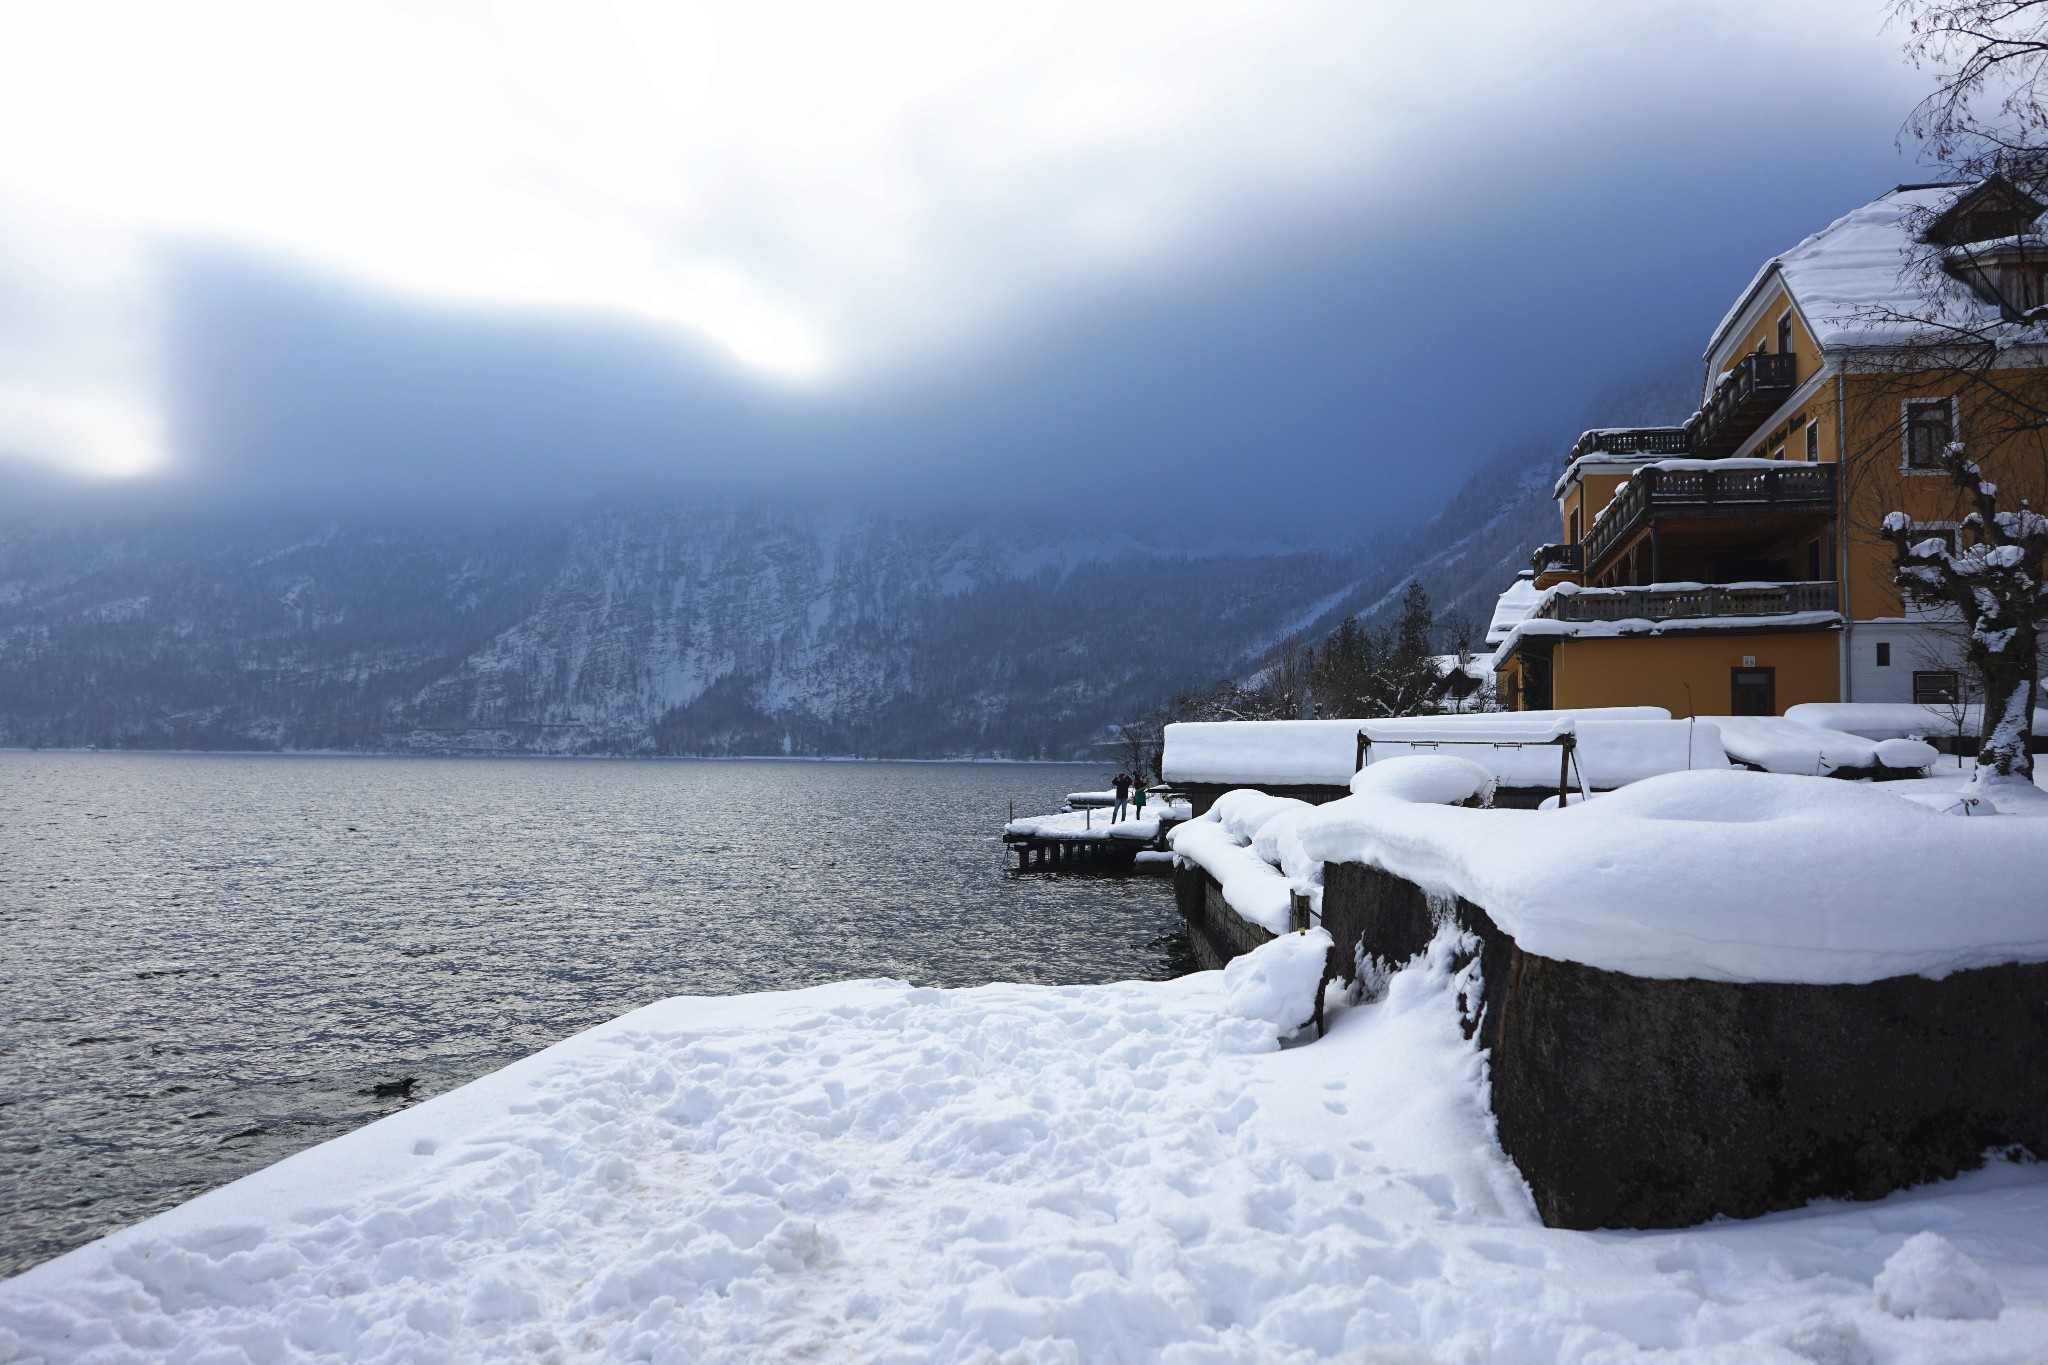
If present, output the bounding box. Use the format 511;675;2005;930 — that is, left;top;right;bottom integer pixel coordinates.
8;941;2048;1362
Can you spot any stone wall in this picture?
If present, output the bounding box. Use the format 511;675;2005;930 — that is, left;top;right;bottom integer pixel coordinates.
1319;859;2048;1230
1171;862;1277;971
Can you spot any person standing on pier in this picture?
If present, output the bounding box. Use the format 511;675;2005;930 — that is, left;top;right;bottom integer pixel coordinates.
1112;771;1132;822
1132;781;1148;822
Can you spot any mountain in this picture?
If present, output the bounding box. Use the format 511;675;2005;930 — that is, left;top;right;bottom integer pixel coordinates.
1261;361;1702;648
0;366;1697;758
0;501;1376;759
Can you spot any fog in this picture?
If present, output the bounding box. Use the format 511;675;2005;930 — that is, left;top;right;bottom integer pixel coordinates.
0;1;1929;543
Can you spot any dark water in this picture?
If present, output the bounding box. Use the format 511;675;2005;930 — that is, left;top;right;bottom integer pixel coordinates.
0;752;1186;1277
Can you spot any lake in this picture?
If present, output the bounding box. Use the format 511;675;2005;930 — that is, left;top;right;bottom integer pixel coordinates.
0;752;1186;1277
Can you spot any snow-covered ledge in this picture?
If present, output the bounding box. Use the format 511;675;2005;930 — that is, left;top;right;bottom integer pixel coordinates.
1299;760;2048;1228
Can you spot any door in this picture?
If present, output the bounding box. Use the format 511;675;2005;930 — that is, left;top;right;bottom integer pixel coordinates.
1731;667;1776;716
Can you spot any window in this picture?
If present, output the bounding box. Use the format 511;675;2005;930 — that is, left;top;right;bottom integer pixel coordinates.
1876;642;1892;667
1769;442;1786;461
1806;421;1820;461
1732;667;1777;717
1807;540;1822;580
1776;312;1793;356
1568;507;1581;543
1903;398;1955;470
2006;266;2043;313
1914;671;1961;705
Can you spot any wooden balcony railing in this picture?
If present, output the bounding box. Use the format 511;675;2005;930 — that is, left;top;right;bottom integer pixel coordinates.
1565;427;1691;465
1686;351;1798;459
1533;581;1840;624
1582;463;1835;574
1530;542;1584;574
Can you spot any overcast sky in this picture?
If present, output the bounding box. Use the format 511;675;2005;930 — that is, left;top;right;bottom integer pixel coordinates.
0;0;1933;539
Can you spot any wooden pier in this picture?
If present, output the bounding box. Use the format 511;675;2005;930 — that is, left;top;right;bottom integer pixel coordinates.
1002;801;1187;874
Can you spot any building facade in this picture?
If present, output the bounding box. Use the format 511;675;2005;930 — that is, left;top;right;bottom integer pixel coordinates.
1495;178;2048;716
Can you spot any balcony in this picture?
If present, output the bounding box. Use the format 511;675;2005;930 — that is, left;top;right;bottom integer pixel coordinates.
1565;427;1691;465
1530;542;1584;575
1532;581;1839;624
1686;352;1798;458
1582;463;1836;577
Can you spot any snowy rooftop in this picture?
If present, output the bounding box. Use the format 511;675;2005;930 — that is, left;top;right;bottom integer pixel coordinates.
1710;183;2000;358
1484;572;1541;646
1297;764;2048;985
1161;709;1676;789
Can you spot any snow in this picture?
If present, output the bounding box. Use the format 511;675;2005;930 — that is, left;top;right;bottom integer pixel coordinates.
1221;928;1332;1035
1709;184;1991;357
1171;764;1497;934
12;943;2048;1361
1489;610;1845;669
1484;571;1541;646
1162;708;1668;787
1210;788;1312;844
1351;753;1496;807
1004;801;1190;842
1875;1233;2006;1322
1713;715;1938;776
1296;764;2048;984
1370;717;1730;791
1168;814;1299;934
1866;755;2048;818
1163;719;1362;788
1788;701;2048;742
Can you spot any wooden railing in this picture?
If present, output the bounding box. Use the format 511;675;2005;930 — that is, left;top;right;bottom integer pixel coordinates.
1534;581;1839;623
1582;463;1835;572
1686;351;1798;457
1566;427;1691;464
1530;542;1584;574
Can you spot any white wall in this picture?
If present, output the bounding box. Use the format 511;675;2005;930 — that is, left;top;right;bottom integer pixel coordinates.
1845;620;1957;704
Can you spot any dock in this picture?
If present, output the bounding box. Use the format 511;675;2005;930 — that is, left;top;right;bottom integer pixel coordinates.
1002;794;1190;873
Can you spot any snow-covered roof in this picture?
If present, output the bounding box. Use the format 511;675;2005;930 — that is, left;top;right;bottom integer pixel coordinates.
1160;709;1672;788
1707;184;1993;359
1427;653;1490;683
1484;573;1542;646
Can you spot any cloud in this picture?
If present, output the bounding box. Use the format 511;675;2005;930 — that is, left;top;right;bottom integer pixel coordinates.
0;0;1918;484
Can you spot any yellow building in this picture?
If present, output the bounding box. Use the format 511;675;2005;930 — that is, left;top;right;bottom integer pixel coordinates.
1494;177;2048;716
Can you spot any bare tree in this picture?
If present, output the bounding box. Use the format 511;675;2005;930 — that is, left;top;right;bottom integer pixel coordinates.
1885;442;2048;789
1897;0;2048;175
1110;718;1152;785
1909;622;1984;756
1262;634;1315;720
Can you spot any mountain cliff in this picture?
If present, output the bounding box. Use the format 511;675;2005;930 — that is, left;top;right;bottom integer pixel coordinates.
0;368;1693;758
0;501;1374;758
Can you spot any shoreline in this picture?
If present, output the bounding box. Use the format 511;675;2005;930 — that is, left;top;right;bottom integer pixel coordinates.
0;747;1101;766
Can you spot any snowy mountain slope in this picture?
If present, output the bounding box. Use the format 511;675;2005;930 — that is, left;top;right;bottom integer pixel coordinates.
0;367;1692;757
1267;363;1700;649
0;500;1370;758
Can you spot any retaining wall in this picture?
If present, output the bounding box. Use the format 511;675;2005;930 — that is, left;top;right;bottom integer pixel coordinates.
1318;860;2048;1229
1172;861;1276;970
